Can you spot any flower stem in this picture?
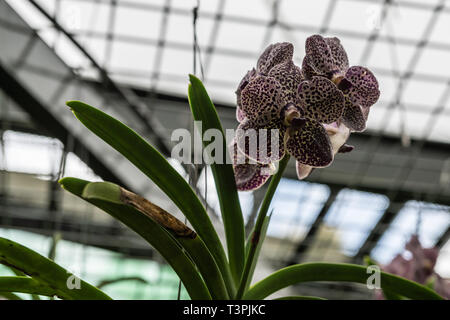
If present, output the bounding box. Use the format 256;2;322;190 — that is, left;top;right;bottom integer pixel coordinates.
235;155;290;299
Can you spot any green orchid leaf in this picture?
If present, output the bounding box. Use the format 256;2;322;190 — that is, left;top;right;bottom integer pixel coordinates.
363;255;403;300
65;100;230;292
0;291;23;300
0;238;111;300
1;264;40;300
84;180;229;299
188;75;245;284
0;277;57;299
244;263;443;300
59;177;216;300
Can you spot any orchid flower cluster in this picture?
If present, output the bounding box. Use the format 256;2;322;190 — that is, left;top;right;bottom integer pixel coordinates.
378;235;450;299
232;35;380;191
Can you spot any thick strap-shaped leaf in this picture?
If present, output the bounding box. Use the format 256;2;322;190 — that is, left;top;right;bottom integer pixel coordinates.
0;291;22;300
244;263;443;300
65;100;229;292
59;178;214;300
0;238;111;300
188;75;245;286
0;277;59;299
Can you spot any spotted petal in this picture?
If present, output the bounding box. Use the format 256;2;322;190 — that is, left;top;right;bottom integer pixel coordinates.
297;76;345;124
257;42;294;75
285;120;333;167
301;55;316;80
235;118;286;164
324;37;349;75
304;35;348;77
268;60;303;105
234;162;274;191
236;68;257;107
240;75;284;125
341;66;380;108
341;96;370;132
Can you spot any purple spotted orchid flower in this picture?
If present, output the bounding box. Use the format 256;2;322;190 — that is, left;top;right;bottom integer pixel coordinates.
302;34;380;132
233;37;379;191
377;235;450;299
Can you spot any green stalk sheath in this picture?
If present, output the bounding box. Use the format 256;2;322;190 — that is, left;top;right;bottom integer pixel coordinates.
0;277;62;299
236;155;290;299
0;238;111;300
188;75;245;285
65;100;231;295
244;263;444;300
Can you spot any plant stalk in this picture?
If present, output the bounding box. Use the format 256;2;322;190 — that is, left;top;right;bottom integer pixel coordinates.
235;155;290;299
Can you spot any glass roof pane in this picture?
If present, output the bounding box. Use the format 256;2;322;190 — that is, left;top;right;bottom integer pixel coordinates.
159;47;193;79
114;6;163;40
267;179;330;239
1;131;62;176
223;0;271;21
328;0;381;34
164;13;194;45
371;201;450;264
5;0;450;144
366;42;417;75
60;0;111;35
207;54;254;85
215;20;265;52
430;114;450;143
109;41;157;74
415;47;450;78
280;0;330;28
429;11;450;44
380;4;433;40
402;78;447;107
323;189;389;256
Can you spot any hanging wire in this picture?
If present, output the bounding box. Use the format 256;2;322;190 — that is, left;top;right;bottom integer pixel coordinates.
178;0;205;301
